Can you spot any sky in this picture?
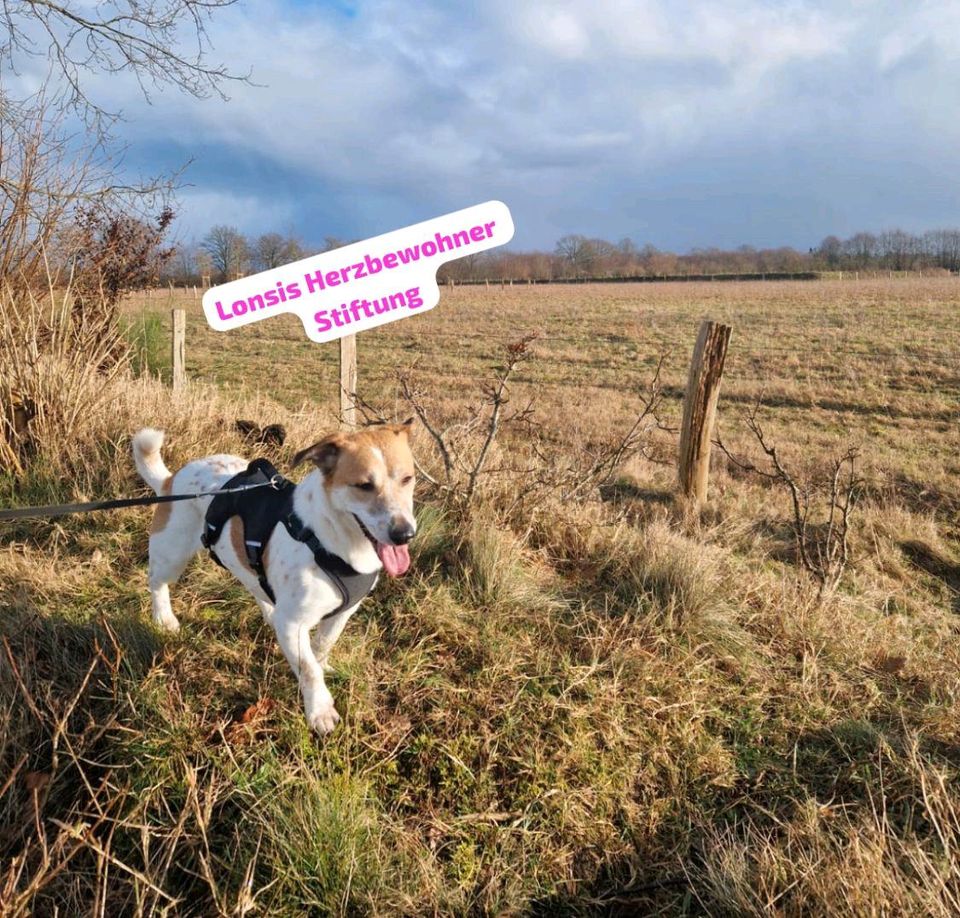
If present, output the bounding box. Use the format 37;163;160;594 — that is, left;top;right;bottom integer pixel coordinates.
19;1;960;251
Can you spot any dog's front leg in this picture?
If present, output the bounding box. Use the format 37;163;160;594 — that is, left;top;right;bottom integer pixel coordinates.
273;606;339;734
255;597;275;623
313;606;355;672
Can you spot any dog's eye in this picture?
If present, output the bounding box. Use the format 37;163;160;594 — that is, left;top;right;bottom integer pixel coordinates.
354;481;375;491
401;475;414;486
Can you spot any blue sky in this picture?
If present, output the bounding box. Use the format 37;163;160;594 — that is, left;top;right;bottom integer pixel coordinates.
70;1;960;251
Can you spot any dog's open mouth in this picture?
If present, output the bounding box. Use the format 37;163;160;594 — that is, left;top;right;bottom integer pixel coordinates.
353;514;411;578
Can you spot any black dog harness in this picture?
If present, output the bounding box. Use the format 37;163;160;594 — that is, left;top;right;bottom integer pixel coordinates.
201;459;379;618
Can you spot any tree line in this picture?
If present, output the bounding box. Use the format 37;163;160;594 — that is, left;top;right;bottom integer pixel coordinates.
166;225;960;286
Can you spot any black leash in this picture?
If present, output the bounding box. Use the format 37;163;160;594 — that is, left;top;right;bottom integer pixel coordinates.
0;477;283;523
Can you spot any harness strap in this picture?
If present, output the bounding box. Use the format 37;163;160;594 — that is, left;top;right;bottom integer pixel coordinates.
243;539;277;605
282;510;359;620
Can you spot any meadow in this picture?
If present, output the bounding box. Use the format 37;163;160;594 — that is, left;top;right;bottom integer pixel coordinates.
1;277;958;915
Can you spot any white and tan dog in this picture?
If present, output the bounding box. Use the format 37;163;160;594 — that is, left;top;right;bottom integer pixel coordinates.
132;421;416;734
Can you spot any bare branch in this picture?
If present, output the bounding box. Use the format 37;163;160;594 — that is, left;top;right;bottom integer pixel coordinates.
714;400;862;598
464;334;535;503
2;0;248;129
397;368;455;482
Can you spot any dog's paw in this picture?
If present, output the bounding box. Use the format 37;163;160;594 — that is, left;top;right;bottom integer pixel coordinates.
307;700;341;735
153;614;181;634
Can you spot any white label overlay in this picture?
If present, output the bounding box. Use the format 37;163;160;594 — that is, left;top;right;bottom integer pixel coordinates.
202;201;514;343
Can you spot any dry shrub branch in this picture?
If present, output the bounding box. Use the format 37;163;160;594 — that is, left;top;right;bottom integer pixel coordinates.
716;400;862;598
366;338;669;520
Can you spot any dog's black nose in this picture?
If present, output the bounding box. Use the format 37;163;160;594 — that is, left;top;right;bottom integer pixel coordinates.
389;522;415;545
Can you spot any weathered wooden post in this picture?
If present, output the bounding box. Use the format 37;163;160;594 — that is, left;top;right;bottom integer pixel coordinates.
678;319;731;506
172;309;186;391
340;334;357;429
201;274;211;289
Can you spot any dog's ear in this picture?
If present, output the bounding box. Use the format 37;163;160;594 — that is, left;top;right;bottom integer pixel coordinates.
291;434;345;473
393;417;416;437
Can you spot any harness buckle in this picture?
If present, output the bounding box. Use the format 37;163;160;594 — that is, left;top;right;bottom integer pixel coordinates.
268;474;284;490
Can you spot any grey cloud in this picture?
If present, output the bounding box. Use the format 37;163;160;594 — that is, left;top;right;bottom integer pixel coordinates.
73;0;960;248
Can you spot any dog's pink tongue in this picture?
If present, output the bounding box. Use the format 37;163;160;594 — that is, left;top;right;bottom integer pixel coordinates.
376;542;411;577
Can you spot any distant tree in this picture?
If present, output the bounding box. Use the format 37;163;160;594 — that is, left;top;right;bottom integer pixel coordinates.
878;229;915;271
817;236;843;268
555;234;596;276
768;247;806;272
845;232;877;268
924;229;960;271
201;225;248;280
173;244;195;281
162;241;203;283
195;248;213;280
321;236;348;253
587;238;617;275
253;233;304;271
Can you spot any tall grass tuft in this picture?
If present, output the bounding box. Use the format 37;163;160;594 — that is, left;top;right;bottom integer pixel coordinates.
0;280;128;493
122;311;170;381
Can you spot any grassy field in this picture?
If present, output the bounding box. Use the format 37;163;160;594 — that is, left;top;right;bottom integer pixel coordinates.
1;278;958;915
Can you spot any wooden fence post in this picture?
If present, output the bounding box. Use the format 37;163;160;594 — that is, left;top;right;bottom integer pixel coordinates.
340;334;357;429
678;319;731;506
172;309;186;391
201;274;211;289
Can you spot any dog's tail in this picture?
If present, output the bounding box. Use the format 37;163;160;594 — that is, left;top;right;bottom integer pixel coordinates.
132;428;172;494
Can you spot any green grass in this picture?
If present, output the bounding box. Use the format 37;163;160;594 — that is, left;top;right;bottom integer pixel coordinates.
122;310;171;381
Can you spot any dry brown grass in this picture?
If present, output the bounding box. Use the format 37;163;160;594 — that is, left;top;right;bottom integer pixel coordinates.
0;277;956;914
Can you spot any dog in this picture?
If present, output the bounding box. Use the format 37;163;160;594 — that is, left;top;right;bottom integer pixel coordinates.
234;419;287;447
132;421;417;734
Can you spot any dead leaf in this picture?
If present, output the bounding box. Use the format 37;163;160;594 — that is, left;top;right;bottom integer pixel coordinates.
221;697;277;746
240;697;276;723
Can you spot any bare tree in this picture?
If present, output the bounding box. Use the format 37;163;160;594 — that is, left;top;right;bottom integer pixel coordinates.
253;232;304;271
817;235;842;268
201;225;248;280
164;239;198;282
555;234;596;277
321;236;349;253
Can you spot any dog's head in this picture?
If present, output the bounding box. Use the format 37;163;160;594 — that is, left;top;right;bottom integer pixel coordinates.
292;419;416;576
